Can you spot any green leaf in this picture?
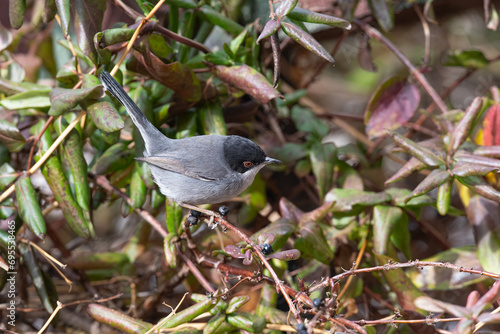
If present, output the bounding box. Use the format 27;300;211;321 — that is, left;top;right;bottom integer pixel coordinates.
281;22;334;63
48;86;104;116
0;89;51;110
226;296;250;314
157;297;219;329
368;0;393;32
373;205;410;258
85;100;125;132
273;143;308;163
229;27;248;56
250;218;296;250
436;179;452;215
310;142;336;199
287;7;352;29
129;163;147;209
365;77;420;138
18;243;56;314
91;143;135;175
213;64;281;104
55;0;70;37
164;0;197;9
74;0;106;64
226;313;266;333
374;254;424;311
291;106;329;137
326;188;390;212
166;200;183;236
0;119;25;152
54;118;91;212
0;163;16;191
444;50;489;69
198;98;227;135
87;303;153;334
198;5;244;36
9;0;26;29
295;222;334;264
15;174;46;239
67;251;130;270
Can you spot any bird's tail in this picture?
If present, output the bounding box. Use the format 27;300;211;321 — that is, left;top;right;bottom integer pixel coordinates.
100;70;168;151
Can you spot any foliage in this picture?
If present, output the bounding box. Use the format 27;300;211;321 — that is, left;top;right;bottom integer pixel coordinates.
1;0;500;333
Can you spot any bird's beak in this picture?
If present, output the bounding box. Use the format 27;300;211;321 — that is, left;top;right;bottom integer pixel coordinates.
264;157;282;165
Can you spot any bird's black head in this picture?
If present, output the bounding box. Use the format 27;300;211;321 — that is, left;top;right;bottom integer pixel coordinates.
223;136;267;173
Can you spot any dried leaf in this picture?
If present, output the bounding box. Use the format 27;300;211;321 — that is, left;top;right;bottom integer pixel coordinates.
365;77;420;138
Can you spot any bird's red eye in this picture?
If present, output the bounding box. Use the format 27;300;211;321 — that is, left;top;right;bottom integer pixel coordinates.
243;161;253;168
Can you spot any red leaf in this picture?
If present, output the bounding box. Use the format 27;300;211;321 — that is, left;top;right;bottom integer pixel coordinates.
482;103;500;146
365;77;420;138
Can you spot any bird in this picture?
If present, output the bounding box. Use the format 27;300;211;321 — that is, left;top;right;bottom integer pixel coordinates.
100;70;281;216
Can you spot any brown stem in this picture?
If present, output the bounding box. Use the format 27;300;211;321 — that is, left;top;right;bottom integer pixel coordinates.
93;175;168;238
354;20;451;131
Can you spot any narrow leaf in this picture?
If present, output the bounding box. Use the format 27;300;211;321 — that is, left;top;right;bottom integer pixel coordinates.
287;7;352;29
437;179;452;215
405;169;451;203
0;119;25;152
0;89;51;110
444;50;489;69
256;19;281;45
368;0;393;32
91;143;135;174
15;174;46;239
294;221;334;264
74;0;106;64
458;175;500;202
454;151;500;169
388;131;444;167
55;0;70;37
385;157;426;184
87;304;153;334
157;297;219;329
9;0;26;29
198;5;244;36
271;33;280;87
451;162;498;177
310;142;336;199
281;22;334;63
199;98;227;135
373;205;407;256
129;163;147;209
449;97;483;154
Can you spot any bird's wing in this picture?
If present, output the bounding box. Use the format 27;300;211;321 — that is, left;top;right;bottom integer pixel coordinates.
136;155;225;181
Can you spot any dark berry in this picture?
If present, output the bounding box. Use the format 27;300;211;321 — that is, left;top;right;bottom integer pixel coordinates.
313;298;322;308
261;243;274;255
296;323;307;334
218;205;229;216
190;209;202;218
187;215;199;226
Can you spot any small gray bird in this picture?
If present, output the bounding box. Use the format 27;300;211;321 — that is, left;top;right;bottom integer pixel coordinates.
100;71;281;214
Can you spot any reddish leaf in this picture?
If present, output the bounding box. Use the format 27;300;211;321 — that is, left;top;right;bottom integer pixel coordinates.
388;132;444;167
275;0;298;19
365;77;420;138
385;157;426;184
449;97;483;154
451;162;498;177
271;33;280;87
74;0;106;64
454;151;500;169
132;50;201;102
482;103;500;146
358;35;377;72
213;64;282;104
458;176;500;202
256;19;281;45
405;169;451;203
474;145;500;158
280;22;334;64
